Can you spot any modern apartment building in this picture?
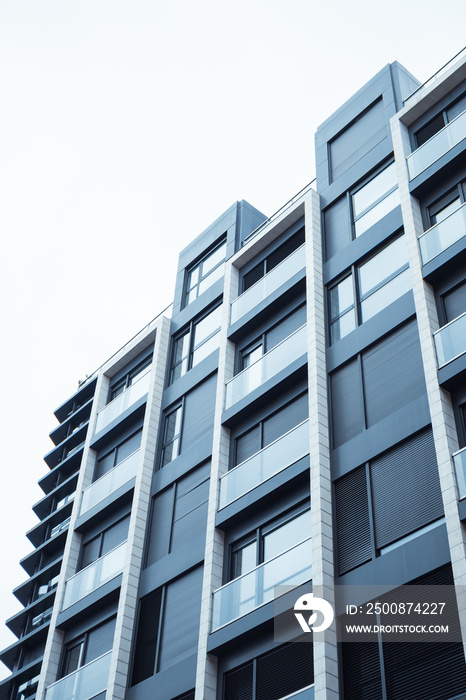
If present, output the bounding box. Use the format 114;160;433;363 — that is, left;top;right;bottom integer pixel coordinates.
2;49;466;700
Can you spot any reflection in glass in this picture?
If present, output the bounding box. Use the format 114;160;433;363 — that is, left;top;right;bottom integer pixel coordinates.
434;312;466;367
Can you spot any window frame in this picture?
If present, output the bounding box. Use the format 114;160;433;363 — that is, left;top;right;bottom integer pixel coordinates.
159;402;184;468
240;226;305;293
183;237;227;308
109;355;152;402
327;232;409;345
414;91;466;148
78;514;130;571
59;617;116;680
169;302;222;385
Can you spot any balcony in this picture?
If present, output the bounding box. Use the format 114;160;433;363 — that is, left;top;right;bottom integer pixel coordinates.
50;517;71;539
80;449;139;516
44;651;111;700
219;420;309;509
419;203;466;265
407;110;466;180
62;542;126;609
211;537;312;630
225;325;307;409
434;312;466;368
95;367;151;433
453;447;466;499
231;244;305;324
282;687;315;700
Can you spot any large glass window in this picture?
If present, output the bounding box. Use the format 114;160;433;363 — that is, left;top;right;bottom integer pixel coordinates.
185;239;226;306
95;430;141;481
352;162;399;238
79;515;130;571
60;617;116;679
242;228;305;292
170;305;222;384
328;235;410;342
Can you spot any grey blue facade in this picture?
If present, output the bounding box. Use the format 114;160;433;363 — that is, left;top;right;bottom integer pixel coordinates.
2;50;466;700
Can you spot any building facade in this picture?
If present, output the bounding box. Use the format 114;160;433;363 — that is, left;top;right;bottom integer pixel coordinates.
2;50;466;700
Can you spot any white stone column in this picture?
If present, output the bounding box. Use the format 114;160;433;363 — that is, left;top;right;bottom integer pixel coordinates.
305;189;339;700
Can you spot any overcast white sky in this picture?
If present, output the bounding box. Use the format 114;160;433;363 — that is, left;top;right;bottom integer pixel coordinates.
0;0;465;679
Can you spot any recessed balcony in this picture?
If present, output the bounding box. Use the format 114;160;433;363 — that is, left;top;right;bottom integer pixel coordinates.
219;420;309;509
211;537;312;631
231;244;305;325
419;202;466;265
434;312;466;368
407;110;466;180
44;651;111;700
62;542;126;610
95;367;151;433
225;325;307;409
80;449;139;516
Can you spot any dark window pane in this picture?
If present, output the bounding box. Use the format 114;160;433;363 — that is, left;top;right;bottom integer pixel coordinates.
131;590;162;685
415;113;445;147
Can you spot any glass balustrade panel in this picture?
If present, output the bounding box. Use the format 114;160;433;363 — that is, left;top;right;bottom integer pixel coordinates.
219;421;309;508
62;542;125;609
80;449;140;515
407;111;466;180
212;538;312;630
434;312;466;367
95;368;151;433
454;448;466;500
45;651;111;700
419;203;466;264
231;246;305;324
225;325;307;408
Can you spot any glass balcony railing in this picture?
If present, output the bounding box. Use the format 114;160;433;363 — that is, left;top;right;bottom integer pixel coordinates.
434;312;466;368
50;517;71;538
419;202;466;264
80;449;140;516
62;542;126;609
281;686;315;700
219;420;309;509
231;245;306;324
453;447;466;500
45;651;111;700
407;110;466;180
211;537;312;631
225;325;307;409
95;367;151;433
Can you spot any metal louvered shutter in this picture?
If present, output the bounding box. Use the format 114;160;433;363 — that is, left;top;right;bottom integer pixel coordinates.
265;304;306;352
235;425;261;466
145;488;174;566
443;280;466;322
224;662;253;700
171;465;210;551
341;640;383;700
370;428;443;549
335;466;372;575
158;567;203;671
331;358;364;448
182;374;216;451
362;321;426;427
256;642;314;700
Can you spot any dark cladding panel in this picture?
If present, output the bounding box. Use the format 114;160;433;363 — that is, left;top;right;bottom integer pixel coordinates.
329;99;386;182
182;374;217;451
331;358;364;448
324;196;350;260
335;466;372;574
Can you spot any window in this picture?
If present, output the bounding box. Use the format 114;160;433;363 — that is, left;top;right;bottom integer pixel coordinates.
160;405;183;467
60;617;115;679
425;178;466;229
223;642;313;700
440;279;466;325
95;429;142;480
242;228;305;292
131;567;203;684
324;161;400;259
79;515;130;571
170;304;222;384
159;375;217;468
415;92;466;147
184;239;227;306
109;356;152;401
228;506;310;582
330;321;425;448
233;393;308;466
328;234;410;343
352;161;399;238
145;462;210;565
335;428;443;575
